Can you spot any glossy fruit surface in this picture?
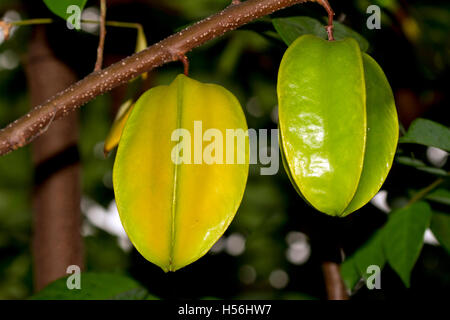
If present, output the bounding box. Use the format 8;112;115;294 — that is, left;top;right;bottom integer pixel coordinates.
278;35;398;217
113;74;249;271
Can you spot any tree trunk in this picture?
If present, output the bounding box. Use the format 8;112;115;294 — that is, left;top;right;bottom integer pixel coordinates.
322;261;349;300
25;25;83;291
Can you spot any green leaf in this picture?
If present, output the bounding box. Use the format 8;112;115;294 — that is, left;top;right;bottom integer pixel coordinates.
399;118;450;151
272;16;369;51
112;288;158;300
430;211;450;254
332;21;369;52
384;202;432;287
416;166;448;177
217;31;269;78
341;229;386;291
396;156;426;167
353;230;386;280
30;272;155;300
396;156;449;177
339;258;360;292
273;16;326;46
43;0;87;20
342;202;438;290
426;189;450;206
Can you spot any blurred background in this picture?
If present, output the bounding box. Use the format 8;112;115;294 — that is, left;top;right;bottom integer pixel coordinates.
0;0;448;300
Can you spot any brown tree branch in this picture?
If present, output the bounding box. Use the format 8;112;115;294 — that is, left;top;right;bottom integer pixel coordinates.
0;0;334;156
94;0;107;71
322;261;349;300
26;25;83;291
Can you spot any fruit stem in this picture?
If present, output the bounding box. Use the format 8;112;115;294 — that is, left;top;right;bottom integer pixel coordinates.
2;18;145;39
9;18;54;26
94;0;107;72
178;54;190;76
317;0;335;41
1;19;53;41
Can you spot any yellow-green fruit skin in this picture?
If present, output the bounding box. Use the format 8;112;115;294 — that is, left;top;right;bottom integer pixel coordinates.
113;74;249;271
278;35;398;217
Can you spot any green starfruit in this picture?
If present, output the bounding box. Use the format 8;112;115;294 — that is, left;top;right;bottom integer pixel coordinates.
278;35;398;217
113;74;249;271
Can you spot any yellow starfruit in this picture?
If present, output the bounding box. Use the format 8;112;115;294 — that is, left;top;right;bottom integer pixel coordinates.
113;74;249;271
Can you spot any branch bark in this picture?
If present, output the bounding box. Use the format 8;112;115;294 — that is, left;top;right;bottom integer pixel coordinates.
0;0;334;156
